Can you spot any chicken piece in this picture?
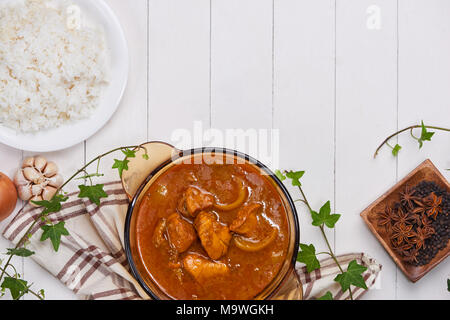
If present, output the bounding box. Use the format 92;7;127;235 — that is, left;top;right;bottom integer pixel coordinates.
183;254;229;282
177;186;214;218
194;211;232;260
166;213;196;253
230;203;262;238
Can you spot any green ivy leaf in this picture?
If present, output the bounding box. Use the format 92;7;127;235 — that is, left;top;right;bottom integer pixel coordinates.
297;243;320;273
78;184;108;206
6;248;35;257
418;121;435;148
31;194;68;215
334;260;368;292
392;144;402;157
142;153;149;160
1;277;29;300
121;148;136;158
317;291;333;300
286;171;305;186
275;170;286;182
112;159;130;178
40;221;69;252
311;201;341;228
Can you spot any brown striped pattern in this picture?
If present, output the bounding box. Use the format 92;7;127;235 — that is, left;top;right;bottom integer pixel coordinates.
2;181;148;300
1;181;381;300
297;253;382;300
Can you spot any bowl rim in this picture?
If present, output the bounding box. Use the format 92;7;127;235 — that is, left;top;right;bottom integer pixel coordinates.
124;147;300;300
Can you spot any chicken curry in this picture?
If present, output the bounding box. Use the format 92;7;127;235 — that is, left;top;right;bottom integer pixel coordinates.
135;158;290;300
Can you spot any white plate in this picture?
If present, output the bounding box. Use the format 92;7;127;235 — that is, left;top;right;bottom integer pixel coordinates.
0;0;129;152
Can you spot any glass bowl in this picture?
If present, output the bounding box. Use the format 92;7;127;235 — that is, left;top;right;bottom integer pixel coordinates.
123;143;302;300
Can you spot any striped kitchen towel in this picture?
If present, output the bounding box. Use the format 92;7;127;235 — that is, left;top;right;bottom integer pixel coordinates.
2;181;381;300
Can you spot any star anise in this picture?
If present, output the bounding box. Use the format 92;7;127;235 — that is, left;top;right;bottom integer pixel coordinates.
409;213;423;226
378;206;396;231
399;185;420;209
392;207;415;226
410;227;431;250
425;193;443;220
402;248;419;264
410;198;426;214
391;223;415;246
392;241;413;252
421;215;435;236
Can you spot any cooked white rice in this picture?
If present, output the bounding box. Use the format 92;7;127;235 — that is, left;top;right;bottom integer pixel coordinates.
0;0;110;132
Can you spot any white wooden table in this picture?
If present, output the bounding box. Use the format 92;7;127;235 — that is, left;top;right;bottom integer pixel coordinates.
1;0;449;300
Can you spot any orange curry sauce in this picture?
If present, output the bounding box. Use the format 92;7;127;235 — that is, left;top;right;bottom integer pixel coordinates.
135;159;289;300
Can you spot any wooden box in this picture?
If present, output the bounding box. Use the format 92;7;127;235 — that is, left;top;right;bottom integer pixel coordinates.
360;159;450;282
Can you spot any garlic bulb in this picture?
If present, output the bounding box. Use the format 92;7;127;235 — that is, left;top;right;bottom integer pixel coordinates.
14;156;64;206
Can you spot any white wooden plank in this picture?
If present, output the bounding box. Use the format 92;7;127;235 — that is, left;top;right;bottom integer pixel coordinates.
273;0;336;264
148;0;210;150
335;0;398;299
211;0;273;129
397;0;450;299
210;0;273;166
211;0;272;133
86;0;148;182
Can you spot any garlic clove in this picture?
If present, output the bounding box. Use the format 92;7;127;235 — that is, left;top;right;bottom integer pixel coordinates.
14;169;29;186
18;185;33;201
43;161;58;178
23;167;44;184
42;186;57;201
34;156;47;172
47;174;64;188
31;184;44;196
22;157;35;168
30;195;43;207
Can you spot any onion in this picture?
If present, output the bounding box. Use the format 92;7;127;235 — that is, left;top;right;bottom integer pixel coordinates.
153;218;167;248
233;228;278;252
214;177;248;211
0;172;18;221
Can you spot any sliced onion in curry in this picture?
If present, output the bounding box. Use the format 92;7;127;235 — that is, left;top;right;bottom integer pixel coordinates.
214;177;248;211
233;228;278;252
152;218;167;248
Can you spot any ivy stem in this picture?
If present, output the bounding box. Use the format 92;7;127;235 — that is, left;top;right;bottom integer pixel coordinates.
374;124;450;158
385;141;395;150
96;158;101;175
0;201;33;283
316;252;333;256
296;184;354;300
293;199;308;205
0;265;43;300
409;128;420;141
58;144;147;192
0;144;149;299
0;213;40;284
